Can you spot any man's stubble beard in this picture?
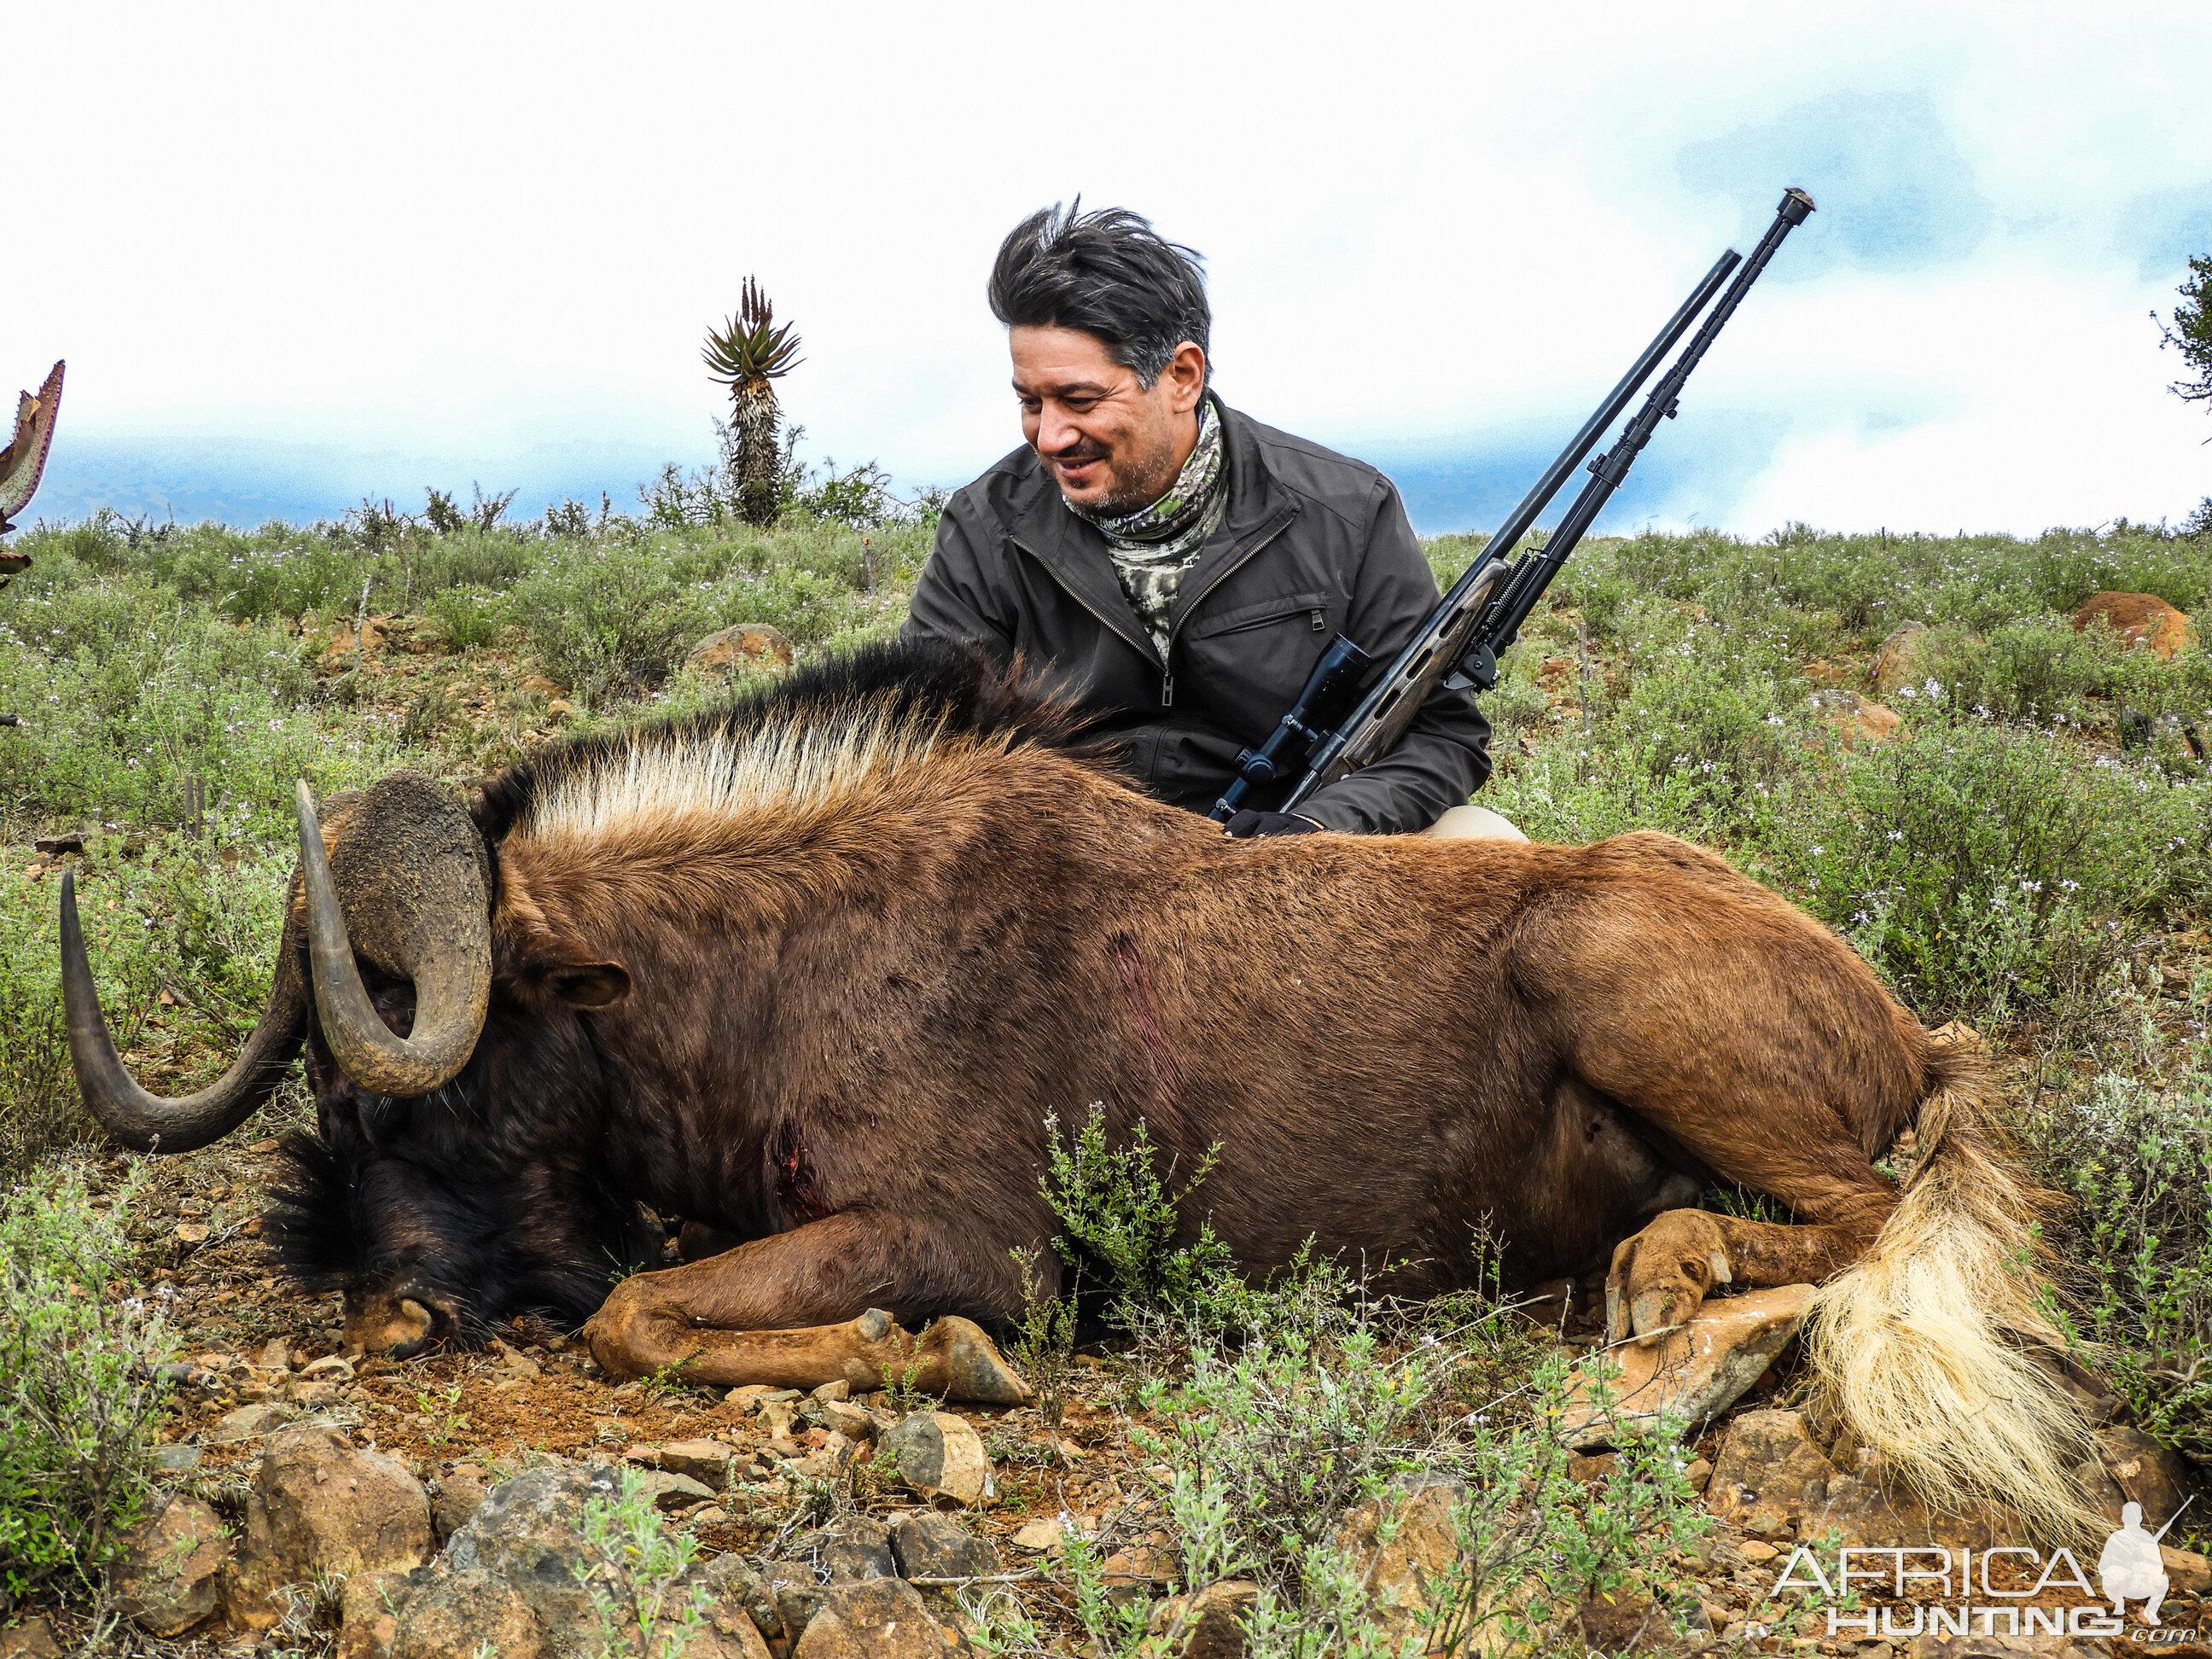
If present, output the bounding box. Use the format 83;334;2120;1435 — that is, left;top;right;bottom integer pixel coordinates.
1059;419;1185;517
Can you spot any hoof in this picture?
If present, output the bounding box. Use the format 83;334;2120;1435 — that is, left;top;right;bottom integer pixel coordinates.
928;1316;1033;1406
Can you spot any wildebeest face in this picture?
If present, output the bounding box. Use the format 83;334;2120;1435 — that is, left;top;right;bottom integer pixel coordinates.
269;968;658;1358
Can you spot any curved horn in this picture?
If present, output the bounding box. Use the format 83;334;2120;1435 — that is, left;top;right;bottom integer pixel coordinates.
295;772;491;1097
61;867;307;1153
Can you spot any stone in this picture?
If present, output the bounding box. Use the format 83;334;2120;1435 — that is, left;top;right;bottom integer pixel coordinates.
812;1379;852;1404
1902;1635;2109;1658
225;1425;434;1631
1813;689;1904;748
547;698;575;720
173;1220;210;1244
2080;1423;2197;1530
110;1493;228;1636
150;1442;204;1477
388;1566;550;1659
1562;1284;1814;1447
697;1554;783;1650
491;1337;541;1377
634;1468;719;1512
431;1469;489;1541
336;1567;412;1659
792;1576;964;1658
2073;591;2192;659
1010;1516;1065;1551
1146;1580;1259;1659
1704;1409;1838;1537
813;1516;898;1581
1867;620;1936;694
631;1437;739;1489
893;1511;1001;1580
254;1336;294;1371
813;1398;877;1440
432;1464;620;1652
208;1400;294;1442
1808;1443;2033;1550
879;1412;995;1506
688;622;795;678
2163;1545;2212;1598
301;1353;356;1382
1575;1592;1668;1656
518;672;564;697
1334;1479;1464;1647
760;1398;802;1439
0;1620;61;1658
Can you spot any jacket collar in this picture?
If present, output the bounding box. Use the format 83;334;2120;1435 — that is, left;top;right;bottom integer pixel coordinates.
1005;401;1301;664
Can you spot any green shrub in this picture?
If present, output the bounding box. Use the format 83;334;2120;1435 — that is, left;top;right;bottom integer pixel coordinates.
508;544;712;706
570;1465;712;1658
1040;1105;1237;1331
424;586;502;652
2032;1062;2212;1463
0;1164;174;1609
1778;719;2210;1021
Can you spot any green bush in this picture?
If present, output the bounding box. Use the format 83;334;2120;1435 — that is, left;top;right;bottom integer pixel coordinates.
2033;1062;2212;1463
0;1164;174;1610
1777;719;2210;1021
1039;1105;1237;1330
424;586;502;652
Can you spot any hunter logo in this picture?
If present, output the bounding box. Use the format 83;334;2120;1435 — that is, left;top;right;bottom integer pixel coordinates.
1769;1498;2198;1643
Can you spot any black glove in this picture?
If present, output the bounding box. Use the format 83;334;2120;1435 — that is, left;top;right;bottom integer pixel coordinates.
1223;810;1322;840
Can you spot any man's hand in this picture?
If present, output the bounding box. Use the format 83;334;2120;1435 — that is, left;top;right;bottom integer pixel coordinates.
1223;810;1322;840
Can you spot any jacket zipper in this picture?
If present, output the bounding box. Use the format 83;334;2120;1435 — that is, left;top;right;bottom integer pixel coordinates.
1159;513;1297;709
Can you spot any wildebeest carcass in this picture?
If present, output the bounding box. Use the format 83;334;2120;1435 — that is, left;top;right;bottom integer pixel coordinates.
61;641;2092;1532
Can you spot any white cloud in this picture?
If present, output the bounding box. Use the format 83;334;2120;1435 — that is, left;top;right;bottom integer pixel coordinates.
9;0;2209;531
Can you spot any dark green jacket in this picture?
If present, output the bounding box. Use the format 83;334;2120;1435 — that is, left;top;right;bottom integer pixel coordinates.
898;402;1492;833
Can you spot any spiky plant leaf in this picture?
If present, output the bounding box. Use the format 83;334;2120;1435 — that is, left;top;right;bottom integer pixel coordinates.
704;276;804;386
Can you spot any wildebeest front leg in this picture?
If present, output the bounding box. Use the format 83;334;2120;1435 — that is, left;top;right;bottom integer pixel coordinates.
583;1210;1033;1405
1604;1208;1883;1344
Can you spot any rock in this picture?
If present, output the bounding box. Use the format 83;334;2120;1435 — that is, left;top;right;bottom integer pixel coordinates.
634;1468;719;1512
518;672;564;697
2079;1423;2198;1530
1868;620;1936;694
1335;1479;1464;1647
1813;689;1903;748
254;1336;294;1371
1902;1635;2110;1658
812;1516;898;1581
813;1379;852;1404
547;698;575;720
336;1567;412;1659
1575;1592;1668;1656
1811;1443;2034;1550
1562;1284;1814;1447
225;1425;434;1631
760;1398;802;1439
698;1553;783;1646
301;1353;356;1383
0;1619;61;1658
893;1511;1001;1580
879;1412;995;1506
765;1560;830;1643
1146;1580;1259;1659
431;1464;620;1651
151;1442;205;1477
813;1398;877;1440
631;1438;739;1489
688;623;795;678
792;1576;964;1658
208;1400;294;1443
173;1220;210;1245
389;1567;550;1659
111;1493;229;1636
1704;1409;1838;1537
491;1337;542;1377
2162;1544;2211;1598
1010;1516;1065;1551
431;1469;489;1541
2073;591;2192;659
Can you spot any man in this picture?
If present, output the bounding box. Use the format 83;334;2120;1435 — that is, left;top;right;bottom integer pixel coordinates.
899;203;1518;839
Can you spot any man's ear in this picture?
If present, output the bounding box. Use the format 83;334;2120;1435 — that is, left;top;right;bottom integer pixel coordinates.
1165;341;1208;414
544;961;632;1009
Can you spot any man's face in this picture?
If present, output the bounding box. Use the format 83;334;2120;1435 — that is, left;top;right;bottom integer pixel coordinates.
1010;325;1206;515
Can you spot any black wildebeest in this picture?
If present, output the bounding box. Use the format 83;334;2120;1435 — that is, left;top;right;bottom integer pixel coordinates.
61;642;2092;1534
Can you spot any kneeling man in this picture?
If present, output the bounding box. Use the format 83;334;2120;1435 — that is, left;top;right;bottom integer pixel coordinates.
899;203;1518;840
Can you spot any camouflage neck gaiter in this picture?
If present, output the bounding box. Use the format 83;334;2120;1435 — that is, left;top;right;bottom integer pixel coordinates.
1066;396;1229;663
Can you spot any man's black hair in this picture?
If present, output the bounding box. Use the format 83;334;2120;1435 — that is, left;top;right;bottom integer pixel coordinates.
988;202;1211;387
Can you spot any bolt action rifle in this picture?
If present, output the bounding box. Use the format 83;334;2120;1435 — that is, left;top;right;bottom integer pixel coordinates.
1208;192;1814;824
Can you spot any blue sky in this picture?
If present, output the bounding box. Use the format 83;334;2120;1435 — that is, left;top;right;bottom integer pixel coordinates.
10;1;2210;538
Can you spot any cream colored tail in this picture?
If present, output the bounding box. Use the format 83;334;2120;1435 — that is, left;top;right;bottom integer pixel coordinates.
1806;1047;2101;1542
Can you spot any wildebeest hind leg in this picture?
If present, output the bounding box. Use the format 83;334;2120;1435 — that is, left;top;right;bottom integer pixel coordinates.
1604;1205;1885;1344
583;1210;1033;1404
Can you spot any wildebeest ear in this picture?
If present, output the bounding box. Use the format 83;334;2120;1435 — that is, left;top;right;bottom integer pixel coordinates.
545;962;632;1008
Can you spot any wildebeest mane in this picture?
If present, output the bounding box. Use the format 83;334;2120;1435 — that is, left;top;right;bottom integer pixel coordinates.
474;639;1105;847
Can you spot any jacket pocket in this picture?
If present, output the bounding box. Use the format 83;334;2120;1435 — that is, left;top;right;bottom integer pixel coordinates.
1187;589;1332;639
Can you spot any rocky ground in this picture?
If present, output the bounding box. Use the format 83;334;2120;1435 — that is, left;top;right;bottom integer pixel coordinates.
0;1120;2205;1657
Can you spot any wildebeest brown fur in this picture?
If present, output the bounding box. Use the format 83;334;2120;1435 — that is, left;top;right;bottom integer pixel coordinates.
62;640;2093;1535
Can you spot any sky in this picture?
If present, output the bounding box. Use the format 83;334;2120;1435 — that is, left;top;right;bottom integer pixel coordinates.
9;0;2211;538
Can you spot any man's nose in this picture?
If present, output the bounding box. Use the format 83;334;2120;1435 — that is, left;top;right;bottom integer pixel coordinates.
1035;407;1084;456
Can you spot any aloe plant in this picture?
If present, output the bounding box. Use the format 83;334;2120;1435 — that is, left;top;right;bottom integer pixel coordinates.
703;278;803;527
